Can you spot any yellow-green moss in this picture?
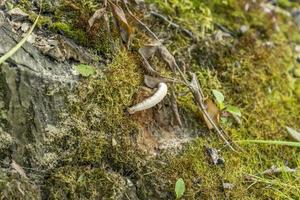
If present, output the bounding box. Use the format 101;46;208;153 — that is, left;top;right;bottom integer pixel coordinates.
46;166;128;200
139;0;300;199
0;169;39;200
44;50;144;197
7;0;300;199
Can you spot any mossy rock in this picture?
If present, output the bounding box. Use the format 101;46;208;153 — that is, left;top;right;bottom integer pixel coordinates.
46;166;138;200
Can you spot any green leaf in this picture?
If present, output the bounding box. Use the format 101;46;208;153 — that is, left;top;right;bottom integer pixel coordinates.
75;64;95;77
175;178;185;199
212;89;224;104
77;174;85;183
286;126;300;142
225;105;241;117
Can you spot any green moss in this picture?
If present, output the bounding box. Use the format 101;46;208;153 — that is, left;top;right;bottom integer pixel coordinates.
148;0;213;37
44;50;143;197
46;167;127;199
48;166;124;199
8;0;300;199
140;0;300;199
0;169;39;200
50;22;88;45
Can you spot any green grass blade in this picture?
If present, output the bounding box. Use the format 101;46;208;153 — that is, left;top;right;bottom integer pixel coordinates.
0;14;40;65
237;140;300;147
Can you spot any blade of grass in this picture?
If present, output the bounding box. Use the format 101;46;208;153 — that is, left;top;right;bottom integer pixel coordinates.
0;14;40;65
237;140;300;147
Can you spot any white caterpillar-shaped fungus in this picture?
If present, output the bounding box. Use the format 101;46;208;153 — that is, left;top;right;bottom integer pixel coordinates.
128;82;168;114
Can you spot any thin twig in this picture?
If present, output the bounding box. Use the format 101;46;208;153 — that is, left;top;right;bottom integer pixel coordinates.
123;3;159;40
150;11;196;41
171;86;183;127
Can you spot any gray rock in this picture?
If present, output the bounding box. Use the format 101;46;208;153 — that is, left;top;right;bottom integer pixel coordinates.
0;15;77;168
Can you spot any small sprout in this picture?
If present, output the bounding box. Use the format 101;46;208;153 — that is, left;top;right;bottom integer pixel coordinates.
212;89;225;109
75;64;95;77
175;178;185;199
225;105;241;117
77;174;85;184
212;90;241;118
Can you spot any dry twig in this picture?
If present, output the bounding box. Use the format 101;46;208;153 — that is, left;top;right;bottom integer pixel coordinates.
150;11;196;40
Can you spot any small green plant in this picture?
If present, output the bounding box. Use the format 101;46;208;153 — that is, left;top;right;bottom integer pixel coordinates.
212;89;241;117
237;140;300;147
175;178;185;199
0;13;40;65
75;64;96;77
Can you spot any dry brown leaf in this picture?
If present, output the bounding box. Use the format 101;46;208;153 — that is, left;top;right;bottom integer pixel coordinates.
88;8;106;28
109;1;132;44
158;45;177;72
11;160;27;178
139;44;159;58
203;98;220;129
144;75;165;88
262;165;297;175
138;46;160;76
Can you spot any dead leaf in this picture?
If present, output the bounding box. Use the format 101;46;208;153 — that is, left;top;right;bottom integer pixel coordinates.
144;75;165;88
205;146;224;165
109;1;132;44
223;182;234;190
286;126;300;142
157;45;177;72
139;44;159;59
262;165;297;175
88;8;106;28
203;98;220;129
138;46;161;76
11;160;27;178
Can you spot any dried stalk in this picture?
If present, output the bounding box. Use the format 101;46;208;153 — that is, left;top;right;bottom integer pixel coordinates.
123;2;159;40
171;87;183;127
150;11;196;40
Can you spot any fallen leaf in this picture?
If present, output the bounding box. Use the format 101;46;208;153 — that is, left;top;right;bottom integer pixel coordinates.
139;44;158;59
144;75;164;88
203;98;220;129
206;146;225;165
88;8;106;28
223;182;234;190
262;165;296;175
138;45;160;76
286;126;300;142
109;1;132;44
11;160;27;178
157;45;177;72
